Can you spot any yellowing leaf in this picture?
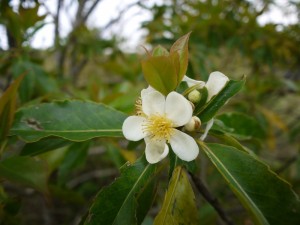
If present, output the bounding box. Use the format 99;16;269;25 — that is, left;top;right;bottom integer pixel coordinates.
141;55;178;95
170;32;191;82
0;75;24;143
154;166;199;225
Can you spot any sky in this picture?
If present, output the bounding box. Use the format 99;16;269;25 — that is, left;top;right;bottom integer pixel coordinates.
0;0;298;51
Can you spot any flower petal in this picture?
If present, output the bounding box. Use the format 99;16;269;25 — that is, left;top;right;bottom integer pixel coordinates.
170;129;199;161
165;91;193;127
205;71;229;102
145;138;169;164
122;116;146;141
200;118;214;141
183;75;205;88
142;90;165;116
141;86;156;99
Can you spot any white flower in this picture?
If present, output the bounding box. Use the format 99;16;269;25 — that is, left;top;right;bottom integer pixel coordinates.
183;71;229;102
122;90;199;164
183;71;229;141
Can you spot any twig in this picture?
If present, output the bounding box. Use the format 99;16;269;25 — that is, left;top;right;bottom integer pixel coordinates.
82;0;103;24
67;169;118;188
54;0;64;47
276;155;298;174
189;172;235;225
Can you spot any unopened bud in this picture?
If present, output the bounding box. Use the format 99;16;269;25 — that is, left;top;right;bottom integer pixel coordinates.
188;90;201;104
184;116;201;132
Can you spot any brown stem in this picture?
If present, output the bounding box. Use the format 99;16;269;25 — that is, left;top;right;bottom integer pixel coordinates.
189;172;235;225
276;156;298;174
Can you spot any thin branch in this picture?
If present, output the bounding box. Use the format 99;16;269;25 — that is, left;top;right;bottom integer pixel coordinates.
103;1;138;30
276;155;298;174
54;0;63;47
82;0;103;24
189;172;235;225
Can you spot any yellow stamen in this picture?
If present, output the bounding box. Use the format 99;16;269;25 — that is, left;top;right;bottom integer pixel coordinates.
143;114;174;142
135;97;144;116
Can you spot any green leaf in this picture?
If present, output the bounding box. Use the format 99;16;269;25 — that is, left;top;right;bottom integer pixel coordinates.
58;142;89;184
12;60;59;103
152;45;169;56
141;54;178;95
198;77;245;122
214;112;266;140
10;100;126;142
0;75;24;144
0;156;48;193
21;137;72;156
136;171;158;225
200;143;300;225
170;32;191;82
84;155;156;225
154;166;199;225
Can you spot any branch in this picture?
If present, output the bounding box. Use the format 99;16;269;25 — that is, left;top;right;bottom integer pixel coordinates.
189;172;235;225
103;1;138;30
82;0;102;24
276;155;298;174
54;0;63;47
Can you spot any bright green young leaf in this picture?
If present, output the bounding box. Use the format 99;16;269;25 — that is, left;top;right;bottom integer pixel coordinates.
141;54;178;95
0;75;24;144
0;156;48;193
198;77;245;122
154;166;199;225
84;155;156;225
10;100;126;142
152;45;169;56
170;32;191;82
200;143;300;225
214;112;266;140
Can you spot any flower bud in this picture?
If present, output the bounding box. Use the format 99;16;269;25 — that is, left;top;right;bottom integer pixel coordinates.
184;116;201;132
188;90;201;104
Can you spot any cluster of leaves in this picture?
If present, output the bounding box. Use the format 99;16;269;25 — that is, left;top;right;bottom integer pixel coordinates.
0;0;300;224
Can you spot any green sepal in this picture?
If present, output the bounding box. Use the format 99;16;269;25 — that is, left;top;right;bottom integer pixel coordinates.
198;77;245;122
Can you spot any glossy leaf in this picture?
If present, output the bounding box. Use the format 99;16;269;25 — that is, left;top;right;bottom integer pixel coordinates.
0;75;24;144
141;54;178;95
154;166;199;225
201;143;300;225
198;77;245;122
170;32;191;82
214;112;266;140
84;155;156;225
10;100;126;142
0;156;48;193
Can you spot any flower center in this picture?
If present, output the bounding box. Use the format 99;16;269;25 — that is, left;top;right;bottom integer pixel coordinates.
143;114;174;142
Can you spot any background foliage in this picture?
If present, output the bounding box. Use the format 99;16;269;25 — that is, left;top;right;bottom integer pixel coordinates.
0;0;300;224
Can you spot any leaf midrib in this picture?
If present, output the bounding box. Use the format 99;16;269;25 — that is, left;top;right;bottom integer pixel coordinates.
112;163;151;225
203;144;268;225
11;129;122;133
160;166;182;225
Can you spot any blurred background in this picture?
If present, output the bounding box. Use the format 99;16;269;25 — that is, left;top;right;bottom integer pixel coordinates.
0;0;300;224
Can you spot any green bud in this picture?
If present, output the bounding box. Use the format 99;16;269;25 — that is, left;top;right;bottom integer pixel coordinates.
188;90;201;103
